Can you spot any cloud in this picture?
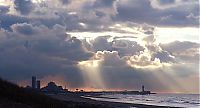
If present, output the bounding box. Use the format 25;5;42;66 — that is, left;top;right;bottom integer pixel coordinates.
157;0;176;5
152;51;175;63
116;0;199;27
160;41;199;63
14;0;35;15
150;0;176;9
75;26;198;92
91;36;113;51
112;39;145;56
96;51;127;67
0;0;198;93
160;41;199;53
0;23;93;88
1;0;198;33
84;35;144;57
0;14;29;30
0;5;9;14
78;50;199;93
93;0;117;8
59;0;71;4
11;23;36;35
0;13;64;30
0;22;198;93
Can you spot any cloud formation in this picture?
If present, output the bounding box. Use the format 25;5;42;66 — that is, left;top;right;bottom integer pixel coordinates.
77;28;199;92
116;0;198;27
14;0;35;15
0;0;199;93
0;23;93;88
161;41;199;63
0;0;198;32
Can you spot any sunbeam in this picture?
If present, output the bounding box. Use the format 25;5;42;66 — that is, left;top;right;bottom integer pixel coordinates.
78;60;105;90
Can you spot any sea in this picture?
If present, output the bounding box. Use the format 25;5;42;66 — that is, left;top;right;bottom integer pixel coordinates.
87;93;200;108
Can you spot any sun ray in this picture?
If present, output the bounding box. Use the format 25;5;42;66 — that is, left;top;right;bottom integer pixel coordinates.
78;60;105;91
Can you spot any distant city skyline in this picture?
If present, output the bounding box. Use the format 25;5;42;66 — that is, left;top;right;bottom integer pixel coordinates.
0;0;199;94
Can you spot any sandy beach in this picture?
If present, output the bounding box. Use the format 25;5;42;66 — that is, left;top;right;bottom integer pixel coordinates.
51;93;182;108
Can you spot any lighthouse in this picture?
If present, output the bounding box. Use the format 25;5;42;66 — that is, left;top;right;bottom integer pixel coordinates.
142;85;145;92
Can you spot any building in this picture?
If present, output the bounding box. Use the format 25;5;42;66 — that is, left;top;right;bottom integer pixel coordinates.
41;82;66;94
32;76;36;89
37;80;40;89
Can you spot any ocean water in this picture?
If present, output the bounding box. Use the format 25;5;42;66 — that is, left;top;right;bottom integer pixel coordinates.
87;93;200;108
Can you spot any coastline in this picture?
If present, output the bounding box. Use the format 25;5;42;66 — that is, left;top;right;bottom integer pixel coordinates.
51;94;182;108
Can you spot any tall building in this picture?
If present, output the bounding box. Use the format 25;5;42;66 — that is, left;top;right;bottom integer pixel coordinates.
37;80;40;89
32;76;36;89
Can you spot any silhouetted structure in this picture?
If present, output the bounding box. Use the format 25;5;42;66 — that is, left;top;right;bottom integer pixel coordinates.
0;78;103;108
41;82;66;94
142;85;145;92
140;85;151;95
37;80;40;89
32;76;36;89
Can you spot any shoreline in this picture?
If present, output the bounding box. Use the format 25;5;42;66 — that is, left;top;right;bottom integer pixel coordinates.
51;93;182;108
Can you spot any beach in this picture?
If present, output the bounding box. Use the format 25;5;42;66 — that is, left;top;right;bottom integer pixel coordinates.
51;93;181;108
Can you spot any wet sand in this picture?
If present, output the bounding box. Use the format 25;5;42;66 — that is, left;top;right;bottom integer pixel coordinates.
51;94;181;108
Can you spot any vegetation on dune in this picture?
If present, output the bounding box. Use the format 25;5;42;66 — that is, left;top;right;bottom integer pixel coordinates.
0;78;108;108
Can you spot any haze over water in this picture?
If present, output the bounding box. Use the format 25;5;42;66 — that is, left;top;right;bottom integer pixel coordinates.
88;93;200;108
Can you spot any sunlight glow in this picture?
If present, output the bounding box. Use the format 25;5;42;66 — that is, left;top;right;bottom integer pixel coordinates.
32;0;46;3
68;31;138;39
67;31;146;44
78;60;105;90
0;0;11;6
155;27;199;43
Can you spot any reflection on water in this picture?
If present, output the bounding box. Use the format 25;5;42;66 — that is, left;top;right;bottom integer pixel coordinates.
88;93;200;108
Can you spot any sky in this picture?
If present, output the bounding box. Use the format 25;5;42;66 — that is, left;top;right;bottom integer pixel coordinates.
0;0;199;93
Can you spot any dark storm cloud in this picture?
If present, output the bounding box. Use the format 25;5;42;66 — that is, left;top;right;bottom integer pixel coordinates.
115;0;199;27
160;41;199;53
0;23;93;87
112;40;145;56
160;41;199;63
10;23;93;61
152;51;175;63
14;0;35;15
93;0;117;7
0;6;9;14
33;17;63;27
0;0;197;32
11;23;36;35
0;50;85;88
81;0;117;10
72;0;118;32
0;14;29;30
157;0;175;5
59;0;71;4
0;13;65;30
0;2;78;30
87;36;144;56
95;11;106;18
92;36;113;51
115;0;155;24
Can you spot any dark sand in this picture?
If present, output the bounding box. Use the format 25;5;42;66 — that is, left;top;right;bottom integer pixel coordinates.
51;93;182;108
